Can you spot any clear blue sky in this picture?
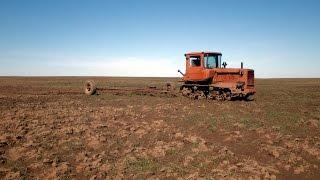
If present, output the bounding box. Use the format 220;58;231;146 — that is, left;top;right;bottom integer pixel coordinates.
0;0;320;77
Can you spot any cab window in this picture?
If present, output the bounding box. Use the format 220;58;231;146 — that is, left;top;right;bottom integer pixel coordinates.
190;56;201;67
204;55;217;68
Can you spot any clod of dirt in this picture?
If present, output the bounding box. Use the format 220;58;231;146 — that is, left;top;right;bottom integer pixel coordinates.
233;123;245;129
0;135;10;147
47;162;71;178
284;165;291;171
7;147;22;161
302;142;320;160
262;145;283;159
0;141;8;147
236;162;244;167
174;132;184;139
43;158;53;164
270;149;280;158
0;156;7;164
219;147;234;156
293;165;305;174
89;175;97;180
223;131;243;142
4;171;21;179
150;146;166;158
183;156;194;166
99;164;110;172
307;119;318;128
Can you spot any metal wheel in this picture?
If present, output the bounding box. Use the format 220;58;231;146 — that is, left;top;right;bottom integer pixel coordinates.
84;80;97;95
216;92;225;101
207;91;216;100
224;92;232;101
194;91;206;100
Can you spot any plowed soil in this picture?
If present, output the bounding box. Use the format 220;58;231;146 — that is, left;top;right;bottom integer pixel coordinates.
0;77;319;179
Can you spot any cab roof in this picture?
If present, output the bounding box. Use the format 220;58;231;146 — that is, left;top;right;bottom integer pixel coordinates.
185;51;222;56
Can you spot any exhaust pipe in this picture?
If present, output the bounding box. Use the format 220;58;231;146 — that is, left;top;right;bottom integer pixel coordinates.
240;62;244;76
178;69;185;76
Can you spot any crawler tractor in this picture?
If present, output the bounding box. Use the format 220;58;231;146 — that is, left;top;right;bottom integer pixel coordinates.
178;51;255;101
84;51;255;101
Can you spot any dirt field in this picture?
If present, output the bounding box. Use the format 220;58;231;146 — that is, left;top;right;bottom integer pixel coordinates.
0;77;319;179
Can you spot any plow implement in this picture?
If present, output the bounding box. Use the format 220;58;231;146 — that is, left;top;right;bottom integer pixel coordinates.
84;80;177;97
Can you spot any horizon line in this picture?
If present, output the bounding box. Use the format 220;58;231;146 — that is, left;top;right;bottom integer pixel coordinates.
0;75;319;79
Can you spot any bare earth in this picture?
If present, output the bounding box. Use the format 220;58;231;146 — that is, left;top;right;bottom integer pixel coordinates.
0;77;319;179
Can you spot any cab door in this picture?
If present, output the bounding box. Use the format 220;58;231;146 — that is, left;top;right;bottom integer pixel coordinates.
185;55;204;81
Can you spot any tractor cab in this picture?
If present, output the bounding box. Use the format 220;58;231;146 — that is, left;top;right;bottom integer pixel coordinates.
182;51;223;82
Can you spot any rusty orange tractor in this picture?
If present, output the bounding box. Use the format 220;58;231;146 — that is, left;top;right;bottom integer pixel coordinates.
178;51;255;101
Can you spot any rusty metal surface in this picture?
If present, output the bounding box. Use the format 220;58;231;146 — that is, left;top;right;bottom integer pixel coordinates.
186;51;222;56
182;51;256;96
